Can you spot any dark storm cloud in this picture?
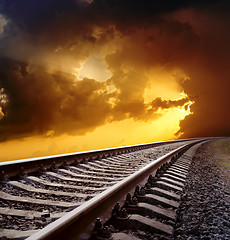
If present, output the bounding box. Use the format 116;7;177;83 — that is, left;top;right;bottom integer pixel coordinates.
0;0;229;141
174;4;230;138
0;58;112;141
0;0;212;39
150;97;189;111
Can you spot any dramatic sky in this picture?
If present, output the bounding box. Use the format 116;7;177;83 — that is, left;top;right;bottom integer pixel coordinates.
0;0;229;161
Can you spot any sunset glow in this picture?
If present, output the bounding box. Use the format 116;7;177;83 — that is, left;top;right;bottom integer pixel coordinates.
0;0;229;161
0;105;190;162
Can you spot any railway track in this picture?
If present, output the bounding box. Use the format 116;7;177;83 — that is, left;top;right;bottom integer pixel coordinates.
0;138;208;239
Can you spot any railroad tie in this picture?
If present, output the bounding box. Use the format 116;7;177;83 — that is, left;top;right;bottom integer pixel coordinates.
91;142;204;240
111;232;141;240
46;171;115;185
79;163;131;174
88;161;133;171
69;165;127;178
148;187;181;201
8;181;95;198
165;170;187;179
127;202;176;221
156;180;184;192
169;166;188;173
0;190;81;208
160;177;185;187
125;215;174;235
140;193;180;208
0;207;64;219
162;173;186;183
27;176;107;191
0;229;38;239
58;168;118;182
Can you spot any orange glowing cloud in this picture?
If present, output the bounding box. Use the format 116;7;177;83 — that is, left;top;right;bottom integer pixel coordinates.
0;0;229;161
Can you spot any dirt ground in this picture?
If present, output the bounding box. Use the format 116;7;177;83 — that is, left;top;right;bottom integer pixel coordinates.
210;138;230;178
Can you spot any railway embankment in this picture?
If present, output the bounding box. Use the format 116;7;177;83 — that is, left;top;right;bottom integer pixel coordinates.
175;139;230;239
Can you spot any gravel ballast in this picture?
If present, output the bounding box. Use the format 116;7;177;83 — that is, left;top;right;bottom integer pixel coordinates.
175;140;230;239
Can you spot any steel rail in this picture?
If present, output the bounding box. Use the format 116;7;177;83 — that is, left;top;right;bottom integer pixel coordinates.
26;139;206;240
0;138;200;178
